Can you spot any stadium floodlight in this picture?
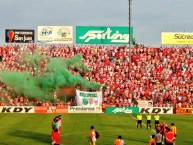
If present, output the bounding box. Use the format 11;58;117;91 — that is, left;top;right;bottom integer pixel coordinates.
128;0;132;69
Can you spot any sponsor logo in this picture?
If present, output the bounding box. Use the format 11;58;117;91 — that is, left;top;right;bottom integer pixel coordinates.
1;107;33;113
79;28;129;43
5;29;34;43
176;108;193;114
112;107;132;113
34;106;68;113
47;107;56;113
69;106;95;111
140;107;173;114
7;30;15;42
174;34;193;39
39;27;53;36
68;106;102;113
162;32;193;45
57;27;71;38
106;107;139;114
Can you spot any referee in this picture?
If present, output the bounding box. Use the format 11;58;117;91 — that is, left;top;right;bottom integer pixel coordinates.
154;113;160;129
136;113;142;128
146;112;152;130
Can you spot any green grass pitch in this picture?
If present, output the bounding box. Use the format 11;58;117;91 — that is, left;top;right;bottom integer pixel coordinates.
0;113;192;145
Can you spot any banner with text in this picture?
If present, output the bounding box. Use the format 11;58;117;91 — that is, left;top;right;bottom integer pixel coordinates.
0;106;34;113
5;29;34;43
106;107;139;114
76;26;133;44
76;90;102;106
176;108;193;114
139;107;173;114
68;106;102;113
34;106;68;113
38;26;73;44
162;32;193;45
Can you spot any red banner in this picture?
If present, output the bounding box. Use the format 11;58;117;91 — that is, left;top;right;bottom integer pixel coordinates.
176;108;193;114
34;106;68;113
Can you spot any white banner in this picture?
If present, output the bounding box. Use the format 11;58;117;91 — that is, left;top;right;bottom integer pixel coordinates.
0;106;34;113
68;106;102;113
38;26;73;44
139;107;173;114
137;100;153;107
76;90;102;106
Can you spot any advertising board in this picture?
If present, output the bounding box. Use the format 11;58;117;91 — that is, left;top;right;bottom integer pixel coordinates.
139;107;173;114
176;108;193;114
0;106;34;113
105;107;139;114
76;26;133;44
38;26;73;44
34;106;68;113
68;106;102;113
162;32;193;45
5;29;34;43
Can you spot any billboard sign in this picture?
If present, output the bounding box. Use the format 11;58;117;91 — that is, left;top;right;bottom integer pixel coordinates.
34;106;68;113
76;26;133;44
106;107;139;114
5;29;34;43
0;106;34;113
68;106;102;113
176;108;193;114
162;32;193;44
139;107;173;114
38;26;73;44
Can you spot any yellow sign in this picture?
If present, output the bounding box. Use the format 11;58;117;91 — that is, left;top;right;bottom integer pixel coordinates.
162;32;193;44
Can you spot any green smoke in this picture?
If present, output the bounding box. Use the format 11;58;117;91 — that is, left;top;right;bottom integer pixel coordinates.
0;71;46;99
0;50;101;100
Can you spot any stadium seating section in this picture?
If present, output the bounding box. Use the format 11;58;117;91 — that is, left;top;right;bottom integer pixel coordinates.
0;44;192;108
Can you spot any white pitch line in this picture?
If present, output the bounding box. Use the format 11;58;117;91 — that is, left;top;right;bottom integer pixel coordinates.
60;130;128;136
129;114;156;133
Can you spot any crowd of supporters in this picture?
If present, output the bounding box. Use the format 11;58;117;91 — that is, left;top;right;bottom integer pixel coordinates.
0;44;193;108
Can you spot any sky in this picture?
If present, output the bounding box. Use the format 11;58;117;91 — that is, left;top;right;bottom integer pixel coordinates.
0;0;193;47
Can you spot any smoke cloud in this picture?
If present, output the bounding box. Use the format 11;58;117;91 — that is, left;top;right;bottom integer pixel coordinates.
0;50;101;100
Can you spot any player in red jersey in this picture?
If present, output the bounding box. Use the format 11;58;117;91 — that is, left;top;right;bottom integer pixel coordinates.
165;127;175;145
52;128;60;145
